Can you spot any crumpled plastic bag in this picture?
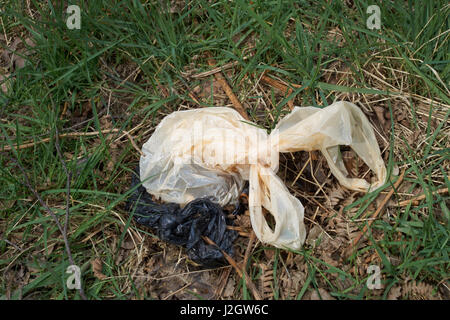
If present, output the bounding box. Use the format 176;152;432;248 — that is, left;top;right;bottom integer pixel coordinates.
139;101;387;251
126;167;239;267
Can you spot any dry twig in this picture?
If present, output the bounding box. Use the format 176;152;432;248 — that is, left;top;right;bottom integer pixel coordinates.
5;128;88;300
347;170;406;255
202;236;262;300
395;187;448;207
243;231;256;271
214;266;232;299
1;128;120;152
261;74;295;110
189;61;240;79
207;57;249;120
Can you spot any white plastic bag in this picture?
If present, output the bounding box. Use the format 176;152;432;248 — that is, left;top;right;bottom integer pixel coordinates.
140;101;387;250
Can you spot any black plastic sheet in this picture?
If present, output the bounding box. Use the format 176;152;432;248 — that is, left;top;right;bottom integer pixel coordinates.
126;167;240;268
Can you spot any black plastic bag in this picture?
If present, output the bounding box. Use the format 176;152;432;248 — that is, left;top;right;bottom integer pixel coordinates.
126;167;240;268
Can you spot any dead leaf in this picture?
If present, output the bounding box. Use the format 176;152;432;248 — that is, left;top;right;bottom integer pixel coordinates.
25;38;36;48
14;56;26;70
263;248;275;261
91;258;107;280
2;37;35;72
0;198;16;210
188;277;215;299
258;262;274;299
387;285;402;300
326;184;347;208
120;238;134;250
305;225;325;247
342;150;359;178
235;214;251;229
373;106;386;127
403;280;437;300
326;27;345;47
1;38;21;67
0;73;12;93
223;279;235;298
310;288;335;300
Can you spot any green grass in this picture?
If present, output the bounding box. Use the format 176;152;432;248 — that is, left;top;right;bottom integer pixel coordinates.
0;0;448;299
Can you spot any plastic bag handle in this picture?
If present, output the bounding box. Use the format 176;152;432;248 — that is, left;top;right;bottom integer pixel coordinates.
248;165;306;250
318;102;387;192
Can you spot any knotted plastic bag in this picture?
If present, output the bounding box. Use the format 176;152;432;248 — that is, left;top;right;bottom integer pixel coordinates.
139;101;387;251
126;166;240;267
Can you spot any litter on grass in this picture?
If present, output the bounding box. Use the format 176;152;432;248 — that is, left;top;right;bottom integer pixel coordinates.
127;167;239;267
130;101;387;264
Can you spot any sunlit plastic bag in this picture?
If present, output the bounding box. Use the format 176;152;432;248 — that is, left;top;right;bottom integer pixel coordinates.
140;101;387;250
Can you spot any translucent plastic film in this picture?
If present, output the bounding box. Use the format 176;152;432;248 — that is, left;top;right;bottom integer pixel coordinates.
140;101;387;250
